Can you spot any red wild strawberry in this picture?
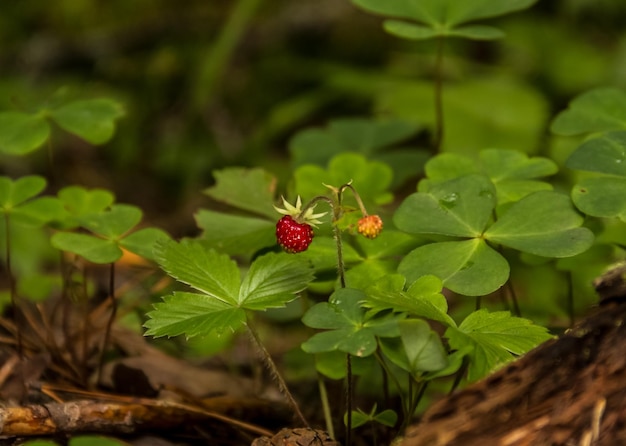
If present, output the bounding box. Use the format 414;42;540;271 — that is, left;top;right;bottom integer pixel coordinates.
274;196;327;254
276;215;314;253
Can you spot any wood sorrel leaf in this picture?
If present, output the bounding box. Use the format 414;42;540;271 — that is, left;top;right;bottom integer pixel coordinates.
302;288;401;357
551;87;626;136
566;131;626;176
204;167;277;219
51;232;122;264
0;112;50;155
399;319;448;373
394;174;496;238
155;239;240;305
484;191;594;257
445;309;553;382
120;227;170;262
0;176;63;226
80;204;142;238
398;239;509;297
49;98;124;145
352;0;537;40
571;177;626;220
143;291;246;338
238;252;314;310
0;176;46;209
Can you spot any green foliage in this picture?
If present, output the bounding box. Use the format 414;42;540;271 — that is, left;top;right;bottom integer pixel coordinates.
51;204;169;263
446;309;553;382
301;288;402;357
22;435;127;446
0;98;123;155
0;176;64;226
352;0;538;40
551;88;626;136
394;157;594;295
144;239;314;337
346;404;398;429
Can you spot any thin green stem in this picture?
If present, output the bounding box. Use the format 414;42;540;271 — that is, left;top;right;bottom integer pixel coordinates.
345;353;353;446
339;182;369;217
246;318;309;427
506;279;521;317
5;214;21;358
318;374;335;439
433;36;445;152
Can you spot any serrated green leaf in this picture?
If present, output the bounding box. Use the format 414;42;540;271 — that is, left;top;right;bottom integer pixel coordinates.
565;131;626;176
51;232;122;263
120;227;170;261
145;291;246;338
485;191;595;257
399;319;448;373
0;112;50;155
302;288;401;357
50;98;124;144
80;204;142;239
394;175;496;237
238;252;313;309
446;309;552;382
551;88;626;136
204;167;277;219
364;275;456;327
195;209;275;256
155;239;240;305
398;239;510;297
571;176;626;220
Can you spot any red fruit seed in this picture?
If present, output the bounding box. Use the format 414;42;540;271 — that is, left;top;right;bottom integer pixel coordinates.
276;215;314;253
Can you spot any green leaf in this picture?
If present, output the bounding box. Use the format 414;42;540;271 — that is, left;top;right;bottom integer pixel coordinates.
195;209;275;256
51;232;122;263
399;319;448;373
480;149;558;182
485;191;595;257
58;186;115;218
448;25;505;40
551;88;626;136
382;21;440;40
294;153;394;208
155;239;240;305
446;309;552;382
398;239;510;296
49;98;124;144
204;167;277;219
21;441;60;446
144;291;246;338
571;176;626;220
364;275;456;327
289;117;419;167
14;196;66;226
394;175;496;238
0;175;46;209
302;288;401;357
238;252;314;309
120;227;170;261
0;112;50;155
565;131;626;176
80;204;142;239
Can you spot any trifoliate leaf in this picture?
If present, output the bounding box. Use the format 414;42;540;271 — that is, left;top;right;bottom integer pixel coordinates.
446;309;553;382
0;112;50;155
80;204;142;238
51;232;122;264
49;98;124;145
144;291;246;338
238;252;314;310
155;239;240;305
565;131;626;176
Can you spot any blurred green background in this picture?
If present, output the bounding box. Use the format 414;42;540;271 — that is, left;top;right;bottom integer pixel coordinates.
1;0;625;234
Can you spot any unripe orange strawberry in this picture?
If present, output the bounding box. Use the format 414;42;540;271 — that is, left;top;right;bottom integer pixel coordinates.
357;215;383;239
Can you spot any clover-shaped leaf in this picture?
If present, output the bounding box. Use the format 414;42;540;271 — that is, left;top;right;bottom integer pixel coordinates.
49;98;124;144
399;319;448;373
0;175;64;226
551;88;626;136
51;204;169;263
566;131;626;177
145;240;314;338
484;191;594;257
446;309;552;382
56;186;115;229
352;0;537;41
302;288;401;357
396;174;496;238
0;112;50;155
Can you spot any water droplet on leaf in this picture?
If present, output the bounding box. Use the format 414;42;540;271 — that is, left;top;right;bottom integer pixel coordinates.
439;193;459;209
